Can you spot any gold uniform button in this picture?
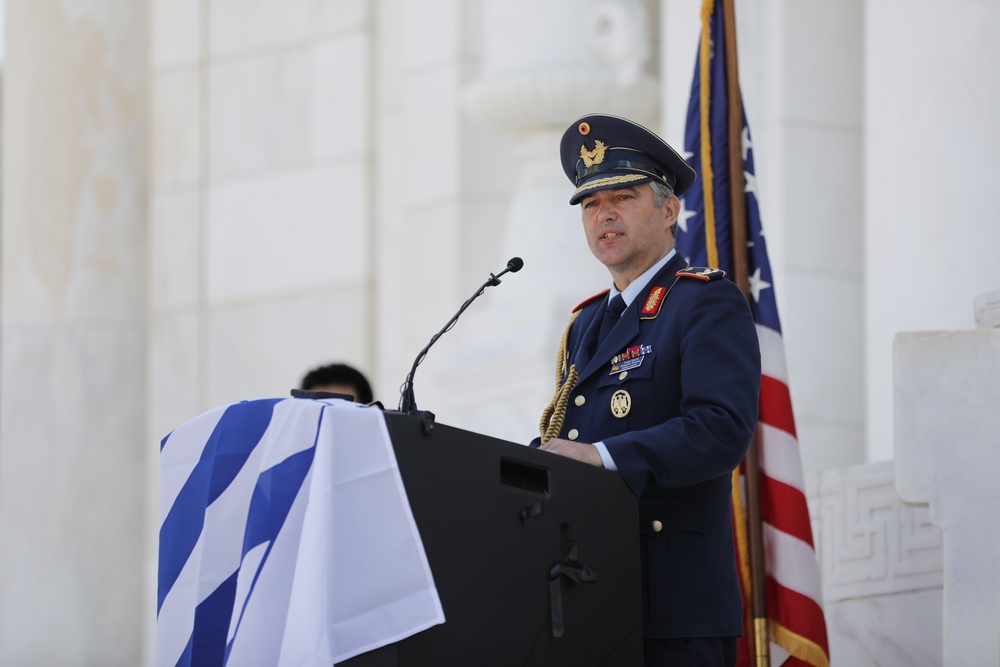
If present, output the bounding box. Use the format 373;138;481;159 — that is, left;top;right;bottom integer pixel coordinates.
619;371;628;380
651;520;663;533
567;429;579;440
574;395;586;406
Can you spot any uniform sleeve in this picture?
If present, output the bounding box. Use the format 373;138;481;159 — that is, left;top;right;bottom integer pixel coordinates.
604;281;761;497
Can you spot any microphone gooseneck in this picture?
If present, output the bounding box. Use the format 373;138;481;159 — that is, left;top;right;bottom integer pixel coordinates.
398;257;524;414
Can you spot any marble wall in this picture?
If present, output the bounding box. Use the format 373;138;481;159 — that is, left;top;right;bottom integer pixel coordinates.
864;0;1000;461
895;330;1000;665
810;461;943;666
148;0;376;439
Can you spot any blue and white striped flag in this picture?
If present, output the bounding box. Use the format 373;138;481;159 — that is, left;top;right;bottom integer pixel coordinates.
158;398;444;667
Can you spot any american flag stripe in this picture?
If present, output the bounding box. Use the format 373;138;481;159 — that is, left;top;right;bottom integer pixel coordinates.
757;424;805;491
766;577;831;664
757;325;789;382
759;376;798;437
679;3;830;665
761;478;815;547
764;524;824;602
767;581;827;648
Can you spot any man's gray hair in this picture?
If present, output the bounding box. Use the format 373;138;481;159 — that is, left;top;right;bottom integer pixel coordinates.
648;180;679;239
649;179;675;207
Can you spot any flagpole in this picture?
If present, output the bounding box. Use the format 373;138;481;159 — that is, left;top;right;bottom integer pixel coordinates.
720;1;769;666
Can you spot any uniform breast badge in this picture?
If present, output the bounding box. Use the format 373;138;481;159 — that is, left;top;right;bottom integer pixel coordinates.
610;390;631;419
610;344;652;374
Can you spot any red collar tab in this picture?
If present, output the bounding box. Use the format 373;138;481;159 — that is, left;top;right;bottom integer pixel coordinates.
675;267;726;281
641;286;668;317
572;289;610;313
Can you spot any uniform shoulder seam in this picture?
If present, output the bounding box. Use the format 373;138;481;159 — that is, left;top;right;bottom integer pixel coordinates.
572;289;610;313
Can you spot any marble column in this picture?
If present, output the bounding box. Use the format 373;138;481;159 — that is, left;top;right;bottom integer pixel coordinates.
0;0;148;664
895;329;1000;665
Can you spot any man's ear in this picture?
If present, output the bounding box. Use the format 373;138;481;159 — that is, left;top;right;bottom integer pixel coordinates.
663;194;681;224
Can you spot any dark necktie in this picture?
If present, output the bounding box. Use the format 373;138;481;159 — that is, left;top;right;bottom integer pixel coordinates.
596;294;626;349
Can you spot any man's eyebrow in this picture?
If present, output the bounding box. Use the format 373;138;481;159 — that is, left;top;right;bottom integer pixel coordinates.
581;185;642;204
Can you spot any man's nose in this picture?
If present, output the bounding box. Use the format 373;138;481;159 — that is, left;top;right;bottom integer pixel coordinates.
596;198;618;220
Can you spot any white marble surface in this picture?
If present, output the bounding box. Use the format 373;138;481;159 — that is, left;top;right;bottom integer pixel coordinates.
208;0;367;57
782;272;865;471
150;0;201;69
0;0;149;663
810;461;943;603
895;330;1000;665
401;66;464;204
205;165;369;301
204;289;373;409
764;0;865;477
0;328;147;664
975;291;1000;329
208;37;370;178
151;68;202;190
865;0;1000;461
808;460;944;666
149;190;201;312
148;310;202;444
402;0;462;67
781;126;864;275
781;0;863;126
826;589;943;667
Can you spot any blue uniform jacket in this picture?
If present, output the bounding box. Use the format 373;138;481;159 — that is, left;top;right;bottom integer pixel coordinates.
538;252;761;639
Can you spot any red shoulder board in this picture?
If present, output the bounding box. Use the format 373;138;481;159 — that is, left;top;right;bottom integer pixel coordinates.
675;267;726;281
572;289;610;313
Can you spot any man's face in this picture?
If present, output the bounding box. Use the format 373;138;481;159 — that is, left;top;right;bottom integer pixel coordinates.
580;184;678;290
308;383;359;401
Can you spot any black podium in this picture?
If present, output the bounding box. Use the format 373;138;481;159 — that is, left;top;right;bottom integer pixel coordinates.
338;412;642;666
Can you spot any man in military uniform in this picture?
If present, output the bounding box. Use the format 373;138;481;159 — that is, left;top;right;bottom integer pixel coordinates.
535;114;761;666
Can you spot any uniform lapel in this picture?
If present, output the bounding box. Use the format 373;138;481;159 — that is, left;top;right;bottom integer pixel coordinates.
580;303;639;380
570;301;604;373
577;254;688;382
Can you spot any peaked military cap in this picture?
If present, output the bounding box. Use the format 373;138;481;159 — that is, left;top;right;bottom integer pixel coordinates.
560;114;696;205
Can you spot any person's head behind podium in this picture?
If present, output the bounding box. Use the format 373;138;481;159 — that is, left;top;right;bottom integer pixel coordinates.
299;363;374;404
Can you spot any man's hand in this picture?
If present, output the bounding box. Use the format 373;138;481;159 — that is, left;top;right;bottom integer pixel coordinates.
538;438;605;467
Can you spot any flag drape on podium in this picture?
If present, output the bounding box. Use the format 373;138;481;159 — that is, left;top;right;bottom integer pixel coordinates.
157;398;444;667
675;3;830;666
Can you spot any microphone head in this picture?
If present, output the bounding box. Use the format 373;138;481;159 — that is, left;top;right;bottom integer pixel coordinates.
507;257;524;273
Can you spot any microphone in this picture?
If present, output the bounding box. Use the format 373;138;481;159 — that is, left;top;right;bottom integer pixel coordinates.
398;257;524;415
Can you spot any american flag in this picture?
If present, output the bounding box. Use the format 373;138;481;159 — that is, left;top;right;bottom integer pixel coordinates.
675;3;831;666
157;398;444;667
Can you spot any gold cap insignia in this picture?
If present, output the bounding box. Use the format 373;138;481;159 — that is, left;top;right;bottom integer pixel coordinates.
578;122;591;135
610;389;631;419
580;140;609;168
